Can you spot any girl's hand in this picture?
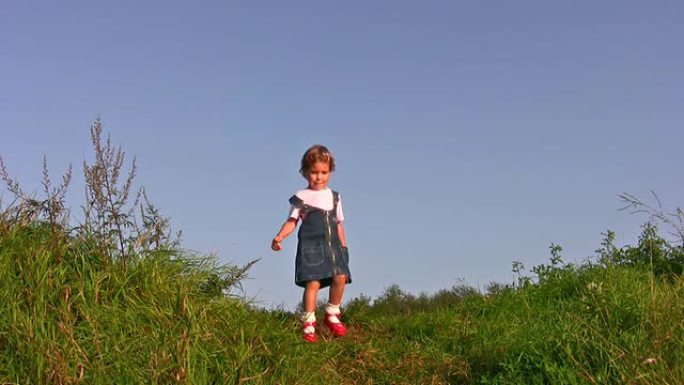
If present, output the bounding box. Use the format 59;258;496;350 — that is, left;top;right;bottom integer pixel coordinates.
271;237;282;251
272;219;296;251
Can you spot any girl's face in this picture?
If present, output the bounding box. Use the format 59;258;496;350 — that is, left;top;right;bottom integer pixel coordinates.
305;161;331;190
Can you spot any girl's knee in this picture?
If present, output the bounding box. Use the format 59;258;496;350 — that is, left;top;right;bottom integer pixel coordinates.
333;275;347;284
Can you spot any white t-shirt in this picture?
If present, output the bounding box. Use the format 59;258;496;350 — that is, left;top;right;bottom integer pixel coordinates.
289;187;345;222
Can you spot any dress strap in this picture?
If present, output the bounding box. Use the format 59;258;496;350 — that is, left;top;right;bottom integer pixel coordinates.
332;190;339;208
289;195;313;213
289;195;306;209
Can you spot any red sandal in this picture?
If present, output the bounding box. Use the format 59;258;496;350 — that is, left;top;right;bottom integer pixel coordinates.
324;312;348;337
302;321;317;342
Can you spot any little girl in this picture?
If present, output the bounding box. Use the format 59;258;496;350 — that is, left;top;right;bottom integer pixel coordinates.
271;144;352;342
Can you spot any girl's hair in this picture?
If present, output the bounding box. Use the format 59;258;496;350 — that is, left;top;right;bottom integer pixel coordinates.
300;144;336;176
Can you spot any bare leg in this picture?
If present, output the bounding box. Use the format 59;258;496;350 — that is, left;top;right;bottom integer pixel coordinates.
303;280;321;313
324;275;349;337
328;274;347;306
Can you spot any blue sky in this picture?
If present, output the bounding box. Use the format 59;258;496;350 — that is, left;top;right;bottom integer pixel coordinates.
2;1;682;309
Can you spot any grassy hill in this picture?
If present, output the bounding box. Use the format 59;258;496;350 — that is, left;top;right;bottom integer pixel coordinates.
1;220;683;384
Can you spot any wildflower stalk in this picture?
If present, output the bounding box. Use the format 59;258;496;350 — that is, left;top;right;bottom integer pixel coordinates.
82;118;139;264
620;191;684;246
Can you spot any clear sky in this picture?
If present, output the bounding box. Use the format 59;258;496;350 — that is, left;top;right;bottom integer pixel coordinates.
2;1;682;309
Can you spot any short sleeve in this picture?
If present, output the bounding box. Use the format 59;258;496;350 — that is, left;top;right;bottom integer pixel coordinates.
288;194;305;219
289;205;300;220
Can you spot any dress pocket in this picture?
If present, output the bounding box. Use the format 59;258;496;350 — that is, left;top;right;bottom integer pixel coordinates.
300;245;325;266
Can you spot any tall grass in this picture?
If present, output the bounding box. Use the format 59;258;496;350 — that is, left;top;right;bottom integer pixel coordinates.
2;222;682;384
0;222;303;384
341;237;684;384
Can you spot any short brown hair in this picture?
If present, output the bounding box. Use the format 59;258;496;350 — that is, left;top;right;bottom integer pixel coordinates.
300;144;336;176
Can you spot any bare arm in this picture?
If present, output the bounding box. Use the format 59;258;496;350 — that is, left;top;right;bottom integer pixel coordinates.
271;218;298;251
337;222;347;247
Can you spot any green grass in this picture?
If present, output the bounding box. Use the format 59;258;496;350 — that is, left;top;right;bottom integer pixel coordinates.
1;222;683;384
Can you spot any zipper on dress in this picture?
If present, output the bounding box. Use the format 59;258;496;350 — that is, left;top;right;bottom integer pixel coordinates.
326;211;338;275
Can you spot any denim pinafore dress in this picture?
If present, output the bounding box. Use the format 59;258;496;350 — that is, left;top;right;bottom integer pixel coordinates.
290;191;352;288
